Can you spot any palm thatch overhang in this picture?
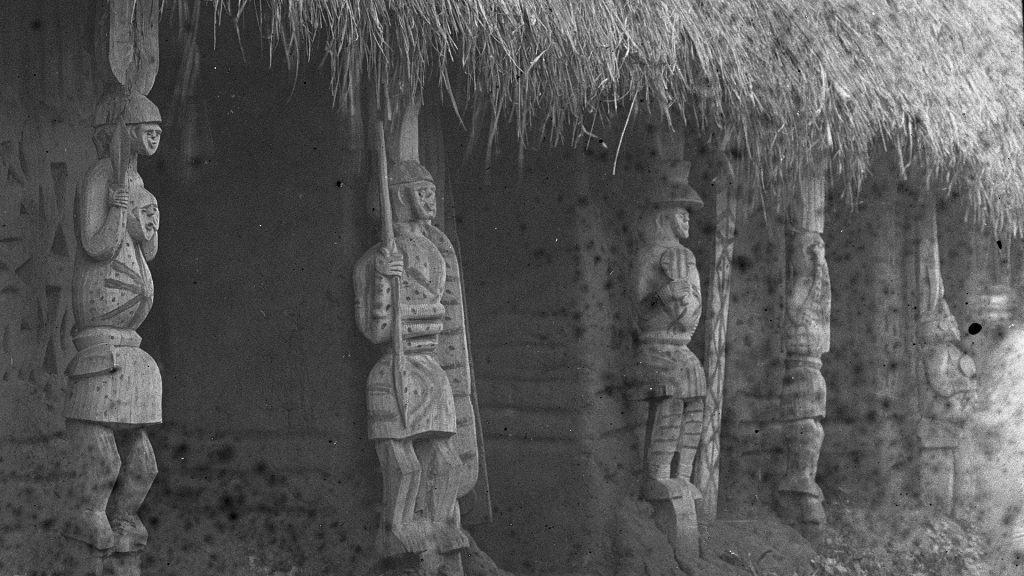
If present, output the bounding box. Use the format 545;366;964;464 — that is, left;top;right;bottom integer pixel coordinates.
187;0;1024;233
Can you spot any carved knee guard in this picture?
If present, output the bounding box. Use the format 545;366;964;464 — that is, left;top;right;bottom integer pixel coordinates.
676;397;705;489
416;437;469;553
375;440;425;555
109;428;158;552
64;420;120;550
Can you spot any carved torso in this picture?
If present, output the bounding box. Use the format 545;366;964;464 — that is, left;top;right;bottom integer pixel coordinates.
354;228;457;441
65;159;162;425
785;231;831;357
631;240;706;399
633;242;702;339
73;161;155;331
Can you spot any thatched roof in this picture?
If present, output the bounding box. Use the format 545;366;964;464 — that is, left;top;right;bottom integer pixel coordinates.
189;0;1024;232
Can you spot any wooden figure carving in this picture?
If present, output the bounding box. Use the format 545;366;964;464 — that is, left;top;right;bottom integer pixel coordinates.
62;91;163;559
354;160;474;575
629;162;706;562
916;193;977;513
777;171;830;538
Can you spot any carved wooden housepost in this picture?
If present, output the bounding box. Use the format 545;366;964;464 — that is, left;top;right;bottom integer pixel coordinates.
354;97;487;576
776;166;830;537
62;2;164;574
695;137;738;522
629;158;706;563
914;188;977;514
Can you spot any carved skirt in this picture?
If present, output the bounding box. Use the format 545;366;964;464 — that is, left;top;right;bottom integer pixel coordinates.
367;351;457;441
64;344;162;425
632;342;707;400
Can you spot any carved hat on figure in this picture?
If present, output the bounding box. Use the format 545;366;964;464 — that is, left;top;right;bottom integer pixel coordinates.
647;161;704;210
93;90;162;127
389;160;434;187
368;160;435;219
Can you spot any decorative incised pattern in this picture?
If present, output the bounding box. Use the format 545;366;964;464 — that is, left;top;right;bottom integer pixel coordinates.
0;132;76;412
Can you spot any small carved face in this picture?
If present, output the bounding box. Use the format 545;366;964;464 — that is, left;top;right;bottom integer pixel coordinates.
670;207;690;240
127;191;159;242
405;180;437;221
131;123;162;156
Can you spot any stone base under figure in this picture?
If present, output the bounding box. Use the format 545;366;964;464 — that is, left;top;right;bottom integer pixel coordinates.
63;420;158;555
376;434;469;575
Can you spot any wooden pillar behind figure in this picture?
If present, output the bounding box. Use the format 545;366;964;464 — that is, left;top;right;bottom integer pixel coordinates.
914;186;978;515
776;165;830;538
420;103;493;526
694;141;738;522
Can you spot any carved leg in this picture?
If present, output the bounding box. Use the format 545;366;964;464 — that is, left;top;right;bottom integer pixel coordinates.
64;420;119;550
919;446;955;514
643;396;701;562
776;415;826;537
643;396;685;500
675;397;705;497
376;439;426;557
415;437;469;554
108;428;158;552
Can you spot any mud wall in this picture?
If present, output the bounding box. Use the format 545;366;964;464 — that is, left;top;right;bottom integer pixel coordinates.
0;2;102;571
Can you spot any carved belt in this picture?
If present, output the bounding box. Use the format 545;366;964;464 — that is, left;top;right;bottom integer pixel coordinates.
66;327;143;379
72;327;142;350
399;303;444;354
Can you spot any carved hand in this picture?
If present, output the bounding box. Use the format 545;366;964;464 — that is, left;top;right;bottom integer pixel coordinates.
375;247;404;278
108;185;130;209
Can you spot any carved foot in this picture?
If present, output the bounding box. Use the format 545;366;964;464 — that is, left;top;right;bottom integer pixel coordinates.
644;479;702;564
62;509;115;551
110;513;148;553
61;537;142;576
380;520;432;558
776;491;825;541
643;477;687;500
430;521;470;553
421;547;464;576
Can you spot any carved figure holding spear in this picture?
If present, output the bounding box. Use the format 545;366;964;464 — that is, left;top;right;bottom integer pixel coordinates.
353;123;469;573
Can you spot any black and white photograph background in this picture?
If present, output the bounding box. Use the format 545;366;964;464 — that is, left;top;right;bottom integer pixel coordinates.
1;1;1022;575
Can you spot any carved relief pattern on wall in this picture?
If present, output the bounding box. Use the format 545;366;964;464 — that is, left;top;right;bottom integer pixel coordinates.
0;128;76;435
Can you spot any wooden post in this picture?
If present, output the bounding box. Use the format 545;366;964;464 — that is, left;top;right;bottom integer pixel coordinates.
775;163;830;538
914;186;978;515
695;141;738;522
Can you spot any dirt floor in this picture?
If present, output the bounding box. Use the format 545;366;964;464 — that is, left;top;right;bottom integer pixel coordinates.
0;492;1016;576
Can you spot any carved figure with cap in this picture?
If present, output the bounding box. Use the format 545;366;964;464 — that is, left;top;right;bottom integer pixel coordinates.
629;160;707;561
63;90;164;556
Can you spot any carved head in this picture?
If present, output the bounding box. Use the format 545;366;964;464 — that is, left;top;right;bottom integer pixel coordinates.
92;91;163;159
638;205;691;243
130;123;162;157
790;232;826;276
387;161;436;223
127;189;159;243
920;299;961;343
638;161;703;243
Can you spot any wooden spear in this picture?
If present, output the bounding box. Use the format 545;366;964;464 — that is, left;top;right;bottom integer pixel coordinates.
375;119;407;427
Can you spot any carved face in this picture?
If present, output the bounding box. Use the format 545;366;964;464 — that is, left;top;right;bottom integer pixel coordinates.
130;123;162;156
669;207;690;240
791;233;825;276
402;180;437;222
127;191;159;242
